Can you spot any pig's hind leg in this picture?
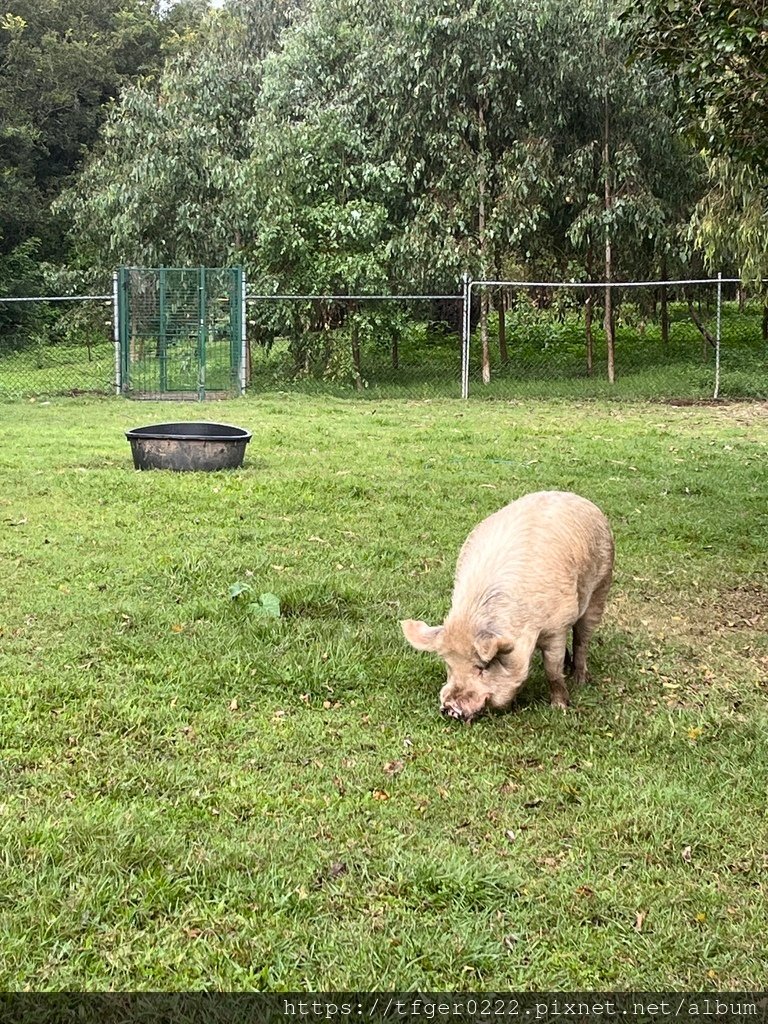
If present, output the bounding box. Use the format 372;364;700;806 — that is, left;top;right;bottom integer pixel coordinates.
563;644;574;676
572;575;611;685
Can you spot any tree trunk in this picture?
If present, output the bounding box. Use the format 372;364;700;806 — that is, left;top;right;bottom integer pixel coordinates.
351;321;362;390
603;89;615;385
391;333;399;370
480;289;491;384
497;288;508;365
660;256;669;346
685;291;717;350
762;303;768;341
585;291;594;376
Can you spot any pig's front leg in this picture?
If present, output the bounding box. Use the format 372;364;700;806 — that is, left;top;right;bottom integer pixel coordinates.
541;634;570;709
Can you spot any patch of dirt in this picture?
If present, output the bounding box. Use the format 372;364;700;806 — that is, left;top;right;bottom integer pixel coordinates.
714;582;768;633
610;579;768;702
657;398;738;407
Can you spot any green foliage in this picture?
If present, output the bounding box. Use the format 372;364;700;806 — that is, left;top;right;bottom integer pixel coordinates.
0;240;51;350
631;0;768;172
60;0;702;297
691;159;768;286
0;0;176;264
630;0;768;284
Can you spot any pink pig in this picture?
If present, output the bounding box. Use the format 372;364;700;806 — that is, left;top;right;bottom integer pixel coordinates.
402;491;614;722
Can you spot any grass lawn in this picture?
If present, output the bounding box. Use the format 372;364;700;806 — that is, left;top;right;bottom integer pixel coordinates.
0;393;767;990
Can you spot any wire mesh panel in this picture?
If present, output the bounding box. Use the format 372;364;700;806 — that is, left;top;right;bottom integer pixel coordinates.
0;295;114;399
466;281;767;400
118;267;243;399
245;294;465;398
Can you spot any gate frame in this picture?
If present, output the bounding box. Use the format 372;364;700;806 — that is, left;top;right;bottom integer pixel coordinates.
114;266;246;400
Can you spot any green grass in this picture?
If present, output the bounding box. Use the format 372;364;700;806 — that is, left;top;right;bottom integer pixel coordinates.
1;394;767;989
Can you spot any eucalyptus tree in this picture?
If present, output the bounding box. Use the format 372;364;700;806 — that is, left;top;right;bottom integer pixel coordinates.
254;0;563;383
59;0;305;269
537;0;701;379
633;0;767;290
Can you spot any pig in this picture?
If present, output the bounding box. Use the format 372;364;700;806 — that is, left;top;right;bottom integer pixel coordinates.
401;490;614;722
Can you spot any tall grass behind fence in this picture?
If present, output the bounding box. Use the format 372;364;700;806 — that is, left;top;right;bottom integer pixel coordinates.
0;277;766;400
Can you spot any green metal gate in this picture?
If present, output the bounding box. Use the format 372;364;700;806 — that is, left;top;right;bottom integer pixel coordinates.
117;267;245;399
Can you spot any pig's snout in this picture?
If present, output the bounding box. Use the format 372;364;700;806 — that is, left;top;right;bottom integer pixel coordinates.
440;700;485;724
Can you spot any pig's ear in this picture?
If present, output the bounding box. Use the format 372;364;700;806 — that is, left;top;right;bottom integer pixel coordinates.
401;619;445;653
474;629;514;665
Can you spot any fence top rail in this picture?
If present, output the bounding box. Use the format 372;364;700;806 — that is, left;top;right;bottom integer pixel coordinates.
246;293;463;301
0;294;111;303
472;278;739;289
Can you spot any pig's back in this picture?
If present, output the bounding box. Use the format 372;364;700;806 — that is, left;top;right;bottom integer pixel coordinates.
451;491;613;628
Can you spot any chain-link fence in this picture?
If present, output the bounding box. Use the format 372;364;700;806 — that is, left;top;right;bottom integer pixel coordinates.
0;295;114;400
464;277;767;401
243;292;465;399
1;275;766;401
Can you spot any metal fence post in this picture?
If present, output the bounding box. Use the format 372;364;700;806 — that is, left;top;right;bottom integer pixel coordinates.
240;269;247;395
714;272;722;400
198;266;206;402
461;272;471;399
112;271;121;395
159;266;168;394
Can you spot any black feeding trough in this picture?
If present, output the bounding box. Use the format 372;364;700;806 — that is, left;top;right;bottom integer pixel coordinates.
126;422;252;472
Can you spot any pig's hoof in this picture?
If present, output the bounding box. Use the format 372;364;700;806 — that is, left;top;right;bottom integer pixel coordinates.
573;669;590;685
550;695;570;711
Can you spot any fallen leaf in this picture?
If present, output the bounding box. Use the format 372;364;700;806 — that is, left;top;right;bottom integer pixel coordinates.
171;623;185;633
682;845;693;862
372;789;389;801
634;910;647;932
503;934;519;950
384;759;404;777
229;698;238;712
575;885;594;897
504;830;516;843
